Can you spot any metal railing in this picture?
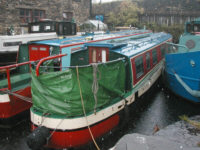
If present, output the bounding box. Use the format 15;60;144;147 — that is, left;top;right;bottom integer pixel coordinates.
0;61;33;90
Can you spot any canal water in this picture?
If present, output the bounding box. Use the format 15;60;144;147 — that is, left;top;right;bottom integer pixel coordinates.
0;83;199;150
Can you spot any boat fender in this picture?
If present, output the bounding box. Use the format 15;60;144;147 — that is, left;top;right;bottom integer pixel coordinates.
26;126;50;150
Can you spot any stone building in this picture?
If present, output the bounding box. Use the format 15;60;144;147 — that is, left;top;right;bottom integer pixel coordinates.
0;0;91;34
139;10;200;26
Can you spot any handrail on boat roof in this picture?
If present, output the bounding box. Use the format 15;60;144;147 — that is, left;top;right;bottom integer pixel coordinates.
37;57;125;69
36;54;67;76
0;61;33;90
165;42;189;52
0;61;33;70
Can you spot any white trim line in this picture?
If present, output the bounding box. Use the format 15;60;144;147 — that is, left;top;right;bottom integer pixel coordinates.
31;99;127;130
0;94;10;102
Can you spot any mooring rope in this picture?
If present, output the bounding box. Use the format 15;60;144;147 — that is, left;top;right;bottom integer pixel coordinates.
46;119;64;144
76;66;100;150
0;89;32;103
92;63;101;114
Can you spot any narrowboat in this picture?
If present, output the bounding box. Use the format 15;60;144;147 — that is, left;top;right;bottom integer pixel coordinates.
0;30;151;127
27;32;172;149
164;18;200;103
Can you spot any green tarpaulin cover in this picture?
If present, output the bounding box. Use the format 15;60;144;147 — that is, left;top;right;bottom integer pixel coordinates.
31;60;126;117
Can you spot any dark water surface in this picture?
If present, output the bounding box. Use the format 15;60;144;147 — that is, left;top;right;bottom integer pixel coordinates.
0;84;199;150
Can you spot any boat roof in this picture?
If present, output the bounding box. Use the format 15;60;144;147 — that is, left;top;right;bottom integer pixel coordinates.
30;30;150;47
85;32;172;58
0;32;57;39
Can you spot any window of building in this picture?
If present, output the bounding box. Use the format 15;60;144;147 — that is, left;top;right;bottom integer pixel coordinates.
135;56;144;79
33;10;45;22
20;9;31;23
146;52;151;70
20;9;45;23
73;0;81;2
152;49;157;65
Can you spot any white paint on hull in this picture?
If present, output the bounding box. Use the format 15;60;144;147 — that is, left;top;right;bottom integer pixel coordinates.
0;94;10;103
31;99;127;130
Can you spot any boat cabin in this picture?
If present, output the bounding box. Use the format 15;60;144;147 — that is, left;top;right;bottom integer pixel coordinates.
64;32;172;92
185;18;200;34
28;20;77;36
178;17;200;53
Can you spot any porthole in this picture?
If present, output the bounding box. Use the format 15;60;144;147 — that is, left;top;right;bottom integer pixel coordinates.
186;40;195;49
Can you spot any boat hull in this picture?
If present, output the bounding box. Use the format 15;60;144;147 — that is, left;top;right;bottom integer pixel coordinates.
31;114;119;149
0;86;32;126
164;51;200;103
30;96;129;149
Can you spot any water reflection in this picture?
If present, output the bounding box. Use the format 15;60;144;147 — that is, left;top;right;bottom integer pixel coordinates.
131;90;169;135
130;86;200;136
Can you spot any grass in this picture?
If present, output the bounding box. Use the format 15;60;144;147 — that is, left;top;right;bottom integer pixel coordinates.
179;115;200;129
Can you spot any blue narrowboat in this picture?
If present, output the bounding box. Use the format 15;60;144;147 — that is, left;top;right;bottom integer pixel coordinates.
164;18;200;103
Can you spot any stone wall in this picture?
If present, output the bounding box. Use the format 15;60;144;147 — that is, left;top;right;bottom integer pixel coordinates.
0;0;91;34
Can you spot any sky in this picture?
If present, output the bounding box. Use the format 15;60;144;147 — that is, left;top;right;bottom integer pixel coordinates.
92;0;122;3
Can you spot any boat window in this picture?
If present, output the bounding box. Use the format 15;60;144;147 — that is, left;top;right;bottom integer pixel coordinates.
31;25;40;32
31;47;38;50
44;25;51;31
92;49;97;63
135;56;144;79
161;44;166;58
146;52;150;70
186;24;192;33
194;24;200;32
152;49;157;65
40;47;47;51
59;24;63;35
3;41;22;47
102;50;106;63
